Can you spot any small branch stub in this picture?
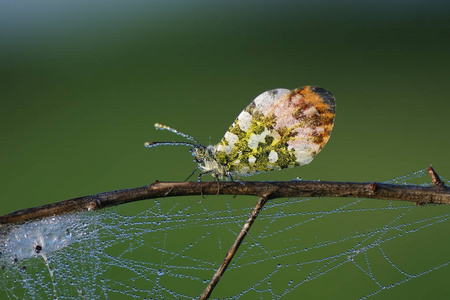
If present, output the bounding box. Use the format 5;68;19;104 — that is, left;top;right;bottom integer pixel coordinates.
428;165;445;188
87;199;102;211
368;182;377;195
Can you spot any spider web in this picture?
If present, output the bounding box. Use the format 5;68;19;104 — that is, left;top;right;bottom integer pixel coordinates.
1;169;449;299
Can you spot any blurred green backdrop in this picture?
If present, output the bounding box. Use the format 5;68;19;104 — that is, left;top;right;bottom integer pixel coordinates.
1;0;449;299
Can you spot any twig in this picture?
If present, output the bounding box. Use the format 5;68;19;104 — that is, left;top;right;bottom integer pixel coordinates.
199;194;269;300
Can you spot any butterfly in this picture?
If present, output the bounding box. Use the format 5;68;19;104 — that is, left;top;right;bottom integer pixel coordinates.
145;86;335;181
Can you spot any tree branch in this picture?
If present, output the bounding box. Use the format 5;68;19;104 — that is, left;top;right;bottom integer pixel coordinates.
0;165;449;299
1;166;449;226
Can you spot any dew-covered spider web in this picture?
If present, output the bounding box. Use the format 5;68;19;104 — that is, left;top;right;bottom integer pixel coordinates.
1;169;449;299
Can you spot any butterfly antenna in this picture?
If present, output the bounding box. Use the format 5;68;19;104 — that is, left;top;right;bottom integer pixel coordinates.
144;141;198;148
154;123;199;144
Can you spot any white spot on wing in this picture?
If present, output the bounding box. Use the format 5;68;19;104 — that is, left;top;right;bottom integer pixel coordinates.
248;129;270;149
223;132;238;153
288;142;320;165
303;106;319;116
268;150;278;163
237;111;252;132
252;89;290;116
239;165;249;175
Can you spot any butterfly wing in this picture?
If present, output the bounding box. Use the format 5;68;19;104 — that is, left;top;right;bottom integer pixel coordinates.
214;86;335;176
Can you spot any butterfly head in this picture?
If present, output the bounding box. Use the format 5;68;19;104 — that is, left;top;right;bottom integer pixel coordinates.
145;123;230;180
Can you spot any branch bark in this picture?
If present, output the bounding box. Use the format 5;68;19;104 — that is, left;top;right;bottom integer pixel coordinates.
1;166;449;226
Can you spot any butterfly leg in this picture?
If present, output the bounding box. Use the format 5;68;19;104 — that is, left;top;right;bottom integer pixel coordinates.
184;168;198;182
213;174;221;195
197;170;212;198
197;170;212;182
228;173;245;185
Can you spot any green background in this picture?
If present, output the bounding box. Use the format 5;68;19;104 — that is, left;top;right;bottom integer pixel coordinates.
1;1;449;299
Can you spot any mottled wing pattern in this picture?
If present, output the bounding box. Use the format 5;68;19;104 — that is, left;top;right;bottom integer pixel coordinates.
214;86;335;176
